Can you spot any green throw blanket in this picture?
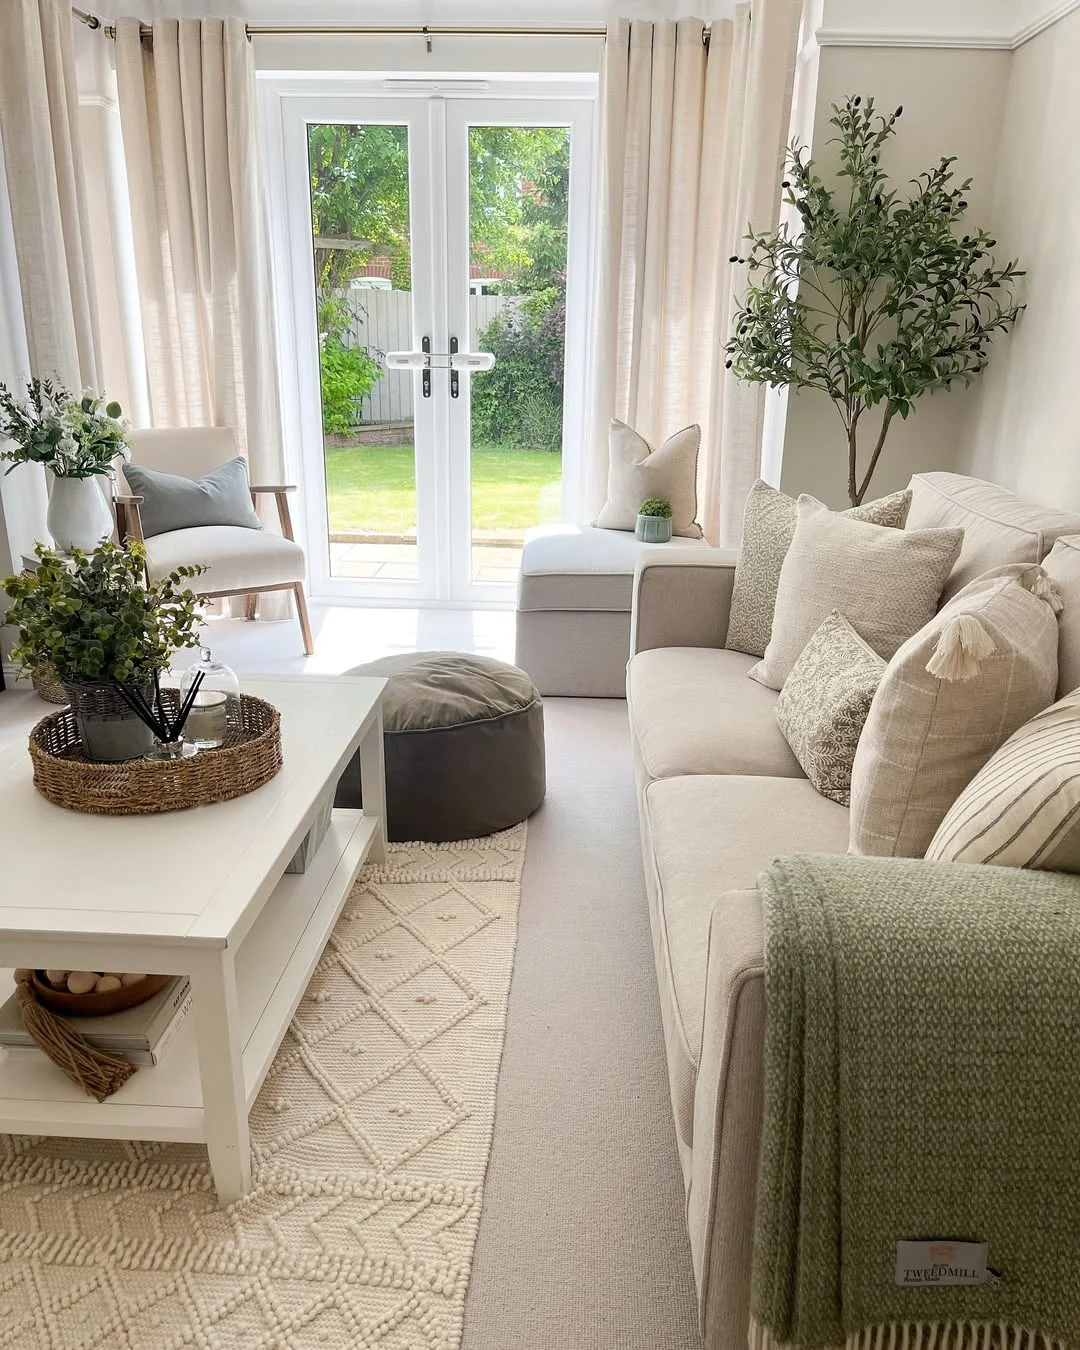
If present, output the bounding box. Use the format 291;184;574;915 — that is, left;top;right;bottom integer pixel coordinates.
752;854;1080;1350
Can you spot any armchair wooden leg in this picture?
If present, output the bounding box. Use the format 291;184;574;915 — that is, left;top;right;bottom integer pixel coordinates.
243;593;257;621
293;582;314;656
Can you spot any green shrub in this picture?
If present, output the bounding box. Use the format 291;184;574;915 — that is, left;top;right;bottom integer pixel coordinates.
471;288;565;451
319;337;383;434
638;498;673;518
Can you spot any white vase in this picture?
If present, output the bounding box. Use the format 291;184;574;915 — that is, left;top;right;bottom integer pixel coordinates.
46;477;112;553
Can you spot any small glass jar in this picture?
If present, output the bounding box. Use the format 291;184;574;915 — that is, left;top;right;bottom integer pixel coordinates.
179;647;241;750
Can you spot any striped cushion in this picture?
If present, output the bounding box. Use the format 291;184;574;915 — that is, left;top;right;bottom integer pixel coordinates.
925;692;1080;871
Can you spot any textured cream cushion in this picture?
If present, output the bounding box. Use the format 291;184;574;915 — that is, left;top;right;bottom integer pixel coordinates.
594;420;702;539
925;692;1080;872
849;566;1061;858
907;471;1080;602
750;497;962;692
627;647;803;783
725;481;912;658
775;611;886;805
1040;536;1080;697
144;525;305;593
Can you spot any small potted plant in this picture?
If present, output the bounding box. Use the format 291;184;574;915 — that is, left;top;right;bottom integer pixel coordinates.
636;497;674;544
0;378;130;552
2;542;204;761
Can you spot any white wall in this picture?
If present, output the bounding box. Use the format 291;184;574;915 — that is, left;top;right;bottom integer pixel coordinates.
955;6;1080;507
777;43;1011;506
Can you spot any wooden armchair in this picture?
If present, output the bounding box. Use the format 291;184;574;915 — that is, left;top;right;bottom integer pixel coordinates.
114;427;313;655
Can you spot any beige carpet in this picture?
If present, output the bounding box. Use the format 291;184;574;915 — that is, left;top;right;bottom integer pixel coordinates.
0;828;526;1349
462;699;703;1349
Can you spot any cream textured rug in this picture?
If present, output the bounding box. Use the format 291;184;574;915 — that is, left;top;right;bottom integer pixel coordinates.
0;826;526;1350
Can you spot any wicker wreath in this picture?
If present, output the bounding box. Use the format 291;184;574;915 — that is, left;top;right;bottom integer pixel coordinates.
29;693;282;815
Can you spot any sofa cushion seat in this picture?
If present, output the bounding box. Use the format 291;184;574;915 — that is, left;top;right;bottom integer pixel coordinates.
642;774;850;1151
628;647;804;781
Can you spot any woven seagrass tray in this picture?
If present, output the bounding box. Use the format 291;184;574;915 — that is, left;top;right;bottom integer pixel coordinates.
29;693;282;815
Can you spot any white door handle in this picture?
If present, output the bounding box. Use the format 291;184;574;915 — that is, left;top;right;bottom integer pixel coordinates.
450;351;495;372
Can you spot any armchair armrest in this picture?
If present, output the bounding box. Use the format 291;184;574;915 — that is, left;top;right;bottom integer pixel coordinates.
112;494;145;545
630;546;738;655
248;484;296;494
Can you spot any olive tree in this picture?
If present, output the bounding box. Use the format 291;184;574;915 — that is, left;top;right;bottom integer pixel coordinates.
724;95;1024;505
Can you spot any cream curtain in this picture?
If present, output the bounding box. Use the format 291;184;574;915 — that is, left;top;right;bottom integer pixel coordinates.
114;17;288;617
114;17;283;482
586;5;802;545
0;0;100;389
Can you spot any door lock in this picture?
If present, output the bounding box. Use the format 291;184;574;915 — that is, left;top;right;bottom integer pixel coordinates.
384;341;495;401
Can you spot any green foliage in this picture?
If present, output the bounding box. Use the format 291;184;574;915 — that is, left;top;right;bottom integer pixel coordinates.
468;126;570;290
317;294;384;435
725;95;1024;505
2;542;204;684
308;124;411;291
638;498;673;518
0;378;130;479
471;289;566;451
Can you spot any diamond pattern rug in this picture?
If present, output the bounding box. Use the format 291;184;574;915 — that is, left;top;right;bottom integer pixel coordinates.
0;826;526;1349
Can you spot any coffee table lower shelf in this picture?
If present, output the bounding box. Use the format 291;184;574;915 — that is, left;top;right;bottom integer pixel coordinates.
0;808;379;1195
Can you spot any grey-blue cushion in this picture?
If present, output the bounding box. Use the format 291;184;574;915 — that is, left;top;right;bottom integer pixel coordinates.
124;457;264;538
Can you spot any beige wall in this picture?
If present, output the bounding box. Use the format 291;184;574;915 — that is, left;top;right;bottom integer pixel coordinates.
956;7;1080;506
778;44;1011;507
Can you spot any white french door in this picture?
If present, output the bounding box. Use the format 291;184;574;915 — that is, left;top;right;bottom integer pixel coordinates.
264;81;595;604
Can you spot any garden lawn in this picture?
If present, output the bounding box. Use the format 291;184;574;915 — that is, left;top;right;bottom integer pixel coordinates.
324;441;562;534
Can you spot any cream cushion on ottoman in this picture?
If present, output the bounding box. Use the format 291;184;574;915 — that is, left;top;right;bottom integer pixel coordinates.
849;565;1061;858
335;652;545;842
516;524;707;697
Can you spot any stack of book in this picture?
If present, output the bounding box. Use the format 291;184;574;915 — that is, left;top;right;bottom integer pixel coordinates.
0;976;191;1066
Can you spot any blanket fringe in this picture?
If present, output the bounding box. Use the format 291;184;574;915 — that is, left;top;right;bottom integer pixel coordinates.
926;614;997;681
747;1319;1068;1350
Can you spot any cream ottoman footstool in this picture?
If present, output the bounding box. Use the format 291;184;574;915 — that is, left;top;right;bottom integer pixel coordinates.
334;652;545;842
515;524;708;697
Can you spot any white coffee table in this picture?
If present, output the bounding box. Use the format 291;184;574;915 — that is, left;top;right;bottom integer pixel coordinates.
0;673;387;1204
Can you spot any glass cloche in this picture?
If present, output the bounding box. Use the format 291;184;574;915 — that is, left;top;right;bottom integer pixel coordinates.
179;647;241;749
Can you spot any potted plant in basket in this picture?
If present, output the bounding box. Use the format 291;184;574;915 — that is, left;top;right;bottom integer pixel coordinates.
0;378;131;551
2;542;204;762
636;497;674;544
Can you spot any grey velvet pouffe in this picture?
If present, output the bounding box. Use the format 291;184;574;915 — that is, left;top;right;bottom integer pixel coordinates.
334;651;546;843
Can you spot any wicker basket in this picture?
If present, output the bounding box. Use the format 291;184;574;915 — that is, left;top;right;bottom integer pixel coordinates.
32;672;68;705
29;693;282;815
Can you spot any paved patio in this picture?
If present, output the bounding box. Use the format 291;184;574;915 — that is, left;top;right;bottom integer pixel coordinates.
329;540;522;584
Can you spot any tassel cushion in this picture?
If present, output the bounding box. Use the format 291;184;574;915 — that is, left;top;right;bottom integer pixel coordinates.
849;564;1062;858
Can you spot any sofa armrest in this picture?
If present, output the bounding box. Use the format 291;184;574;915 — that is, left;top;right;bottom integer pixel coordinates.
630;547;738;655
687;886;765;1346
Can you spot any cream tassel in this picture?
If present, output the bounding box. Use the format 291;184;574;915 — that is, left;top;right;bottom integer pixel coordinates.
926;614;997;681
1026;569;1065;614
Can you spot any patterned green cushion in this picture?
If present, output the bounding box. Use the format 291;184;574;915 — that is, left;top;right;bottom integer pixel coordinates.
774;610;885;805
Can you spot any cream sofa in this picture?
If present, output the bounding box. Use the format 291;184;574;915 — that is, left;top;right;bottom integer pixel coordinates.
625;472;1080;1350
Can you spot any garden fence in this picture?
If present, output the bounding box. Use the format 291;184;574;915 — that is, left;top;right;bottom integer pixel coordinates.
333;288;512;425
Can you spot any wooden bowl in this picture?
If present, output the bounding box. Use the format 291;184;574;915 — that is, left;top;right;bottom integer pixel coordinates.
31;971;171;1017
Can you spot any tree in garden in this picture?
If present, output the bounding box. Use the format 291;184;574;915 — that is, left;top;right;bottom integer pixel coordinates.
724;96;1024;505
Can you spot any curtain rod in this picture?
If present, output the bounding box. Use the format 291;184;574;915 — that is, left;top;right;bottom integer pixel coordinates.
71;10;635;42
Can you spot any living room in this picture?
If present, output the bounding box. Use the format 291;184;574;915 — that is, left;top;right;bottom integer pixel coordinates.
0;0;1077;1347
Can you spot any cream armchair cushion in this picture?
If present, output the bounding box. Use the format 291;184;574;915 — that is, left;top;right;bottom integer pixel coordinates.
144;525;305;594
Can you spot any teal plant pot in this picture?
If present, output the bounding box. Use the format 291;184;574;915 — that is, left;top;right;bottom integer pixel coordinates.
635;513;673;543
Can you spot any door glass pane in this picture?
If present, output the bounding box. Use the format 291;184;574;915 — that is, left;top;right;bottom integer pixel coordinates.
467;126;570;584
306;123;418;582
